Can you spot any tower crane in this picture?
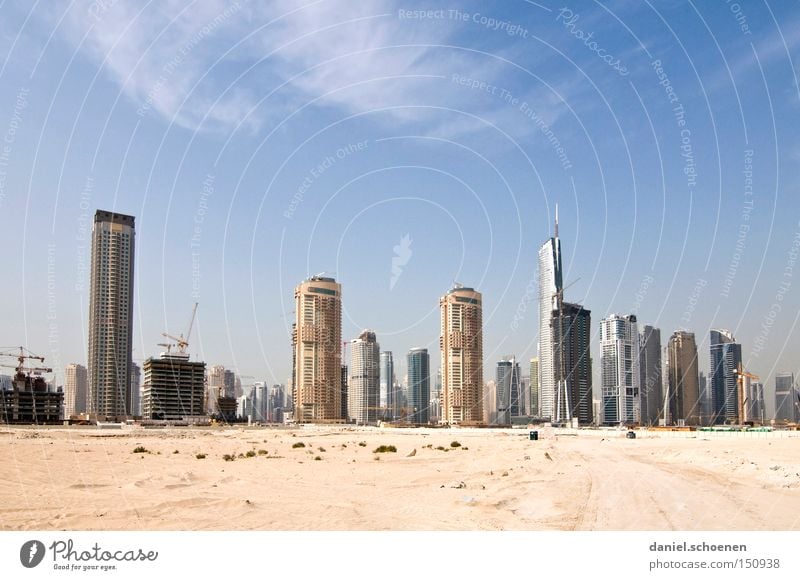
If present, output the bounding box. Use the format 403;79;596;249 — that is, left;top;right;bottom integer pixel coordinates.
0;347;53;391
160;302;199;357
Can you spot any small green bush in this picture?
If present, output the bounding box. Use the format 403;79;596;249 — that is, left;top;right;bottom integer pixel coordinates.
133;446;148;454
196;453;206;459
314;456;322;461
222;454;235;462
450;441;461;448
257;449;268;455
245;450;256;458
358;441;367;447
292;442;306;449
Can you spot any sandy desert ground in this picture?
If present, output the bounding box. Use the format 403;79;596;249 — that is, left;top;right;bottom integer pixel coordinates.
1;426;799;531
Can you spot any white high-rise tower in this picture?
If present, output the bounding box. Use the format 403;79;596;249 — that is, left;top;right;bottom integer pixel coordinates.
537;207;563;421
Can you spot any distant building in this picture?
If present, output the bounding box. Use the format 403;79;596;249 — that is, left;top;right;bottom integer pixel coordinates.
0;375;13;391
600;315;640;425
666;331;701;426
553;302;593;425
88;210;135;420
292;276;343;423
349;330;380;425
64;363;88;418
709;329;742;424
495;356;520;426
746;380;764;424
698;371;711;425
129;362;141;417
638;325;662;426
141;353;205;421
407;347;430;424
774;373;798;423
380;351;395;420
340;365;348;421
440;285;484;425
529;357;539;417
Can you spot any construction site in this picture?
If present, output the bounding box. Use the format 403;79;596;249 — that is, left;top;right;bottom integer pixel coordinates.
0;347;62;424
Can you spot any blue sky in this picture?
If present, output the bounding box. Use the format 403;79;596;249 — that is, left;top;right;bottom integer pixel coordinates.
0;0;798;414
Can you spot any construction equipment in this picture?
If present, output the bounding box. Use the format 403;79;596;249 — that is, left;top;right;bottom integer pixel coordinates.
160;302;199;357
734;366;760;425
0;347;61;424
0;347;53;388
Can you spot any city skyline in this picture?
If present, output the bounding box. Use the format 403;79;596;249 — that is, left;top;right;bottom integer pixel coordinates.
1;2;799;422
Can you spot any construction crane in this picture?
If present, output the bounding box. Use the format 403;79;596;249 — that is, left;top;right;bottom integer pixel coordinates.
734;366;760;425
0;347;53;390
161;302;199;357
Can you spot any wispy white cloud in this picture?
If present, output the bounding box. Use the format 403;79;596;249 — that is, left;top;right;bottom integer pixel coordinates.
45;0;573;138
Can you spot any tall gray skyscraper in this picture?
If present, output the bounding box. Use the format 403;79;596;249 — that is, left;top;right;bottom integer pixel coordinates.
709;329;741;424
64;363;88;418
553;302;593;425
88;210;135;420
666;331;701;426
774;373;798;423
600;314;640;425
407;347;430;424
349;330;380;425
380;351;394;419
495;356;520;426
638;325;662;426
537;211;563;422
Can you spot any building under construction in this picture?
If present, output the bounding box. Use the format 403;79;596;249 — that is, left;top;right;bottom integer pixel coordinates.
141;352;206;421
0;347;63;424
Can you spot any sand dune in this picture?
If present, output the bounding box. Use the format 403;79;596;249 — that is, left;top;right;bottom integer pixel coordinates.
0;426;798;531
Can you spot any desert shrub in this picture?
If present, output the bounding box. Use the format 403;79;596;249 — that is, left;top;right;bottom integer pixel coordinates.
245;450;256;458
450;441;461;448
133;446;148;454
292;442;306;449
223;454;235;462
358;441;367;447
374;445;397;453
196;453;206;459
314;456;322;461
257;449;268;455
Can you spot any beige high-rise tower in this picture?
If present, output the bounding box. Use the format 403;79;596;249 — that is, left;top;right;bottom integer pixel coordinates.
88;210;135;420
292;276;343;423
439;285;484;425
64;363;88;418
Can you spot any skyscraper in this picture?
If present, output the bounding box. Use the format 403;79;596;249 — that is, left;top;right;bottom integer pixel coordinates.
129;362;141;417
537;212;563;422
407;347;430;424
600;314;640;425
495;356;520;426
553;302;593;425
709;329;742;424
440;285;484;425
666;331;701;426
349;330;380;425
64;363;88;418
530;357;539;417
774;373;797;423
292;276;343;423
380;351;394;420
638;325;662;426
87;210;135;420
